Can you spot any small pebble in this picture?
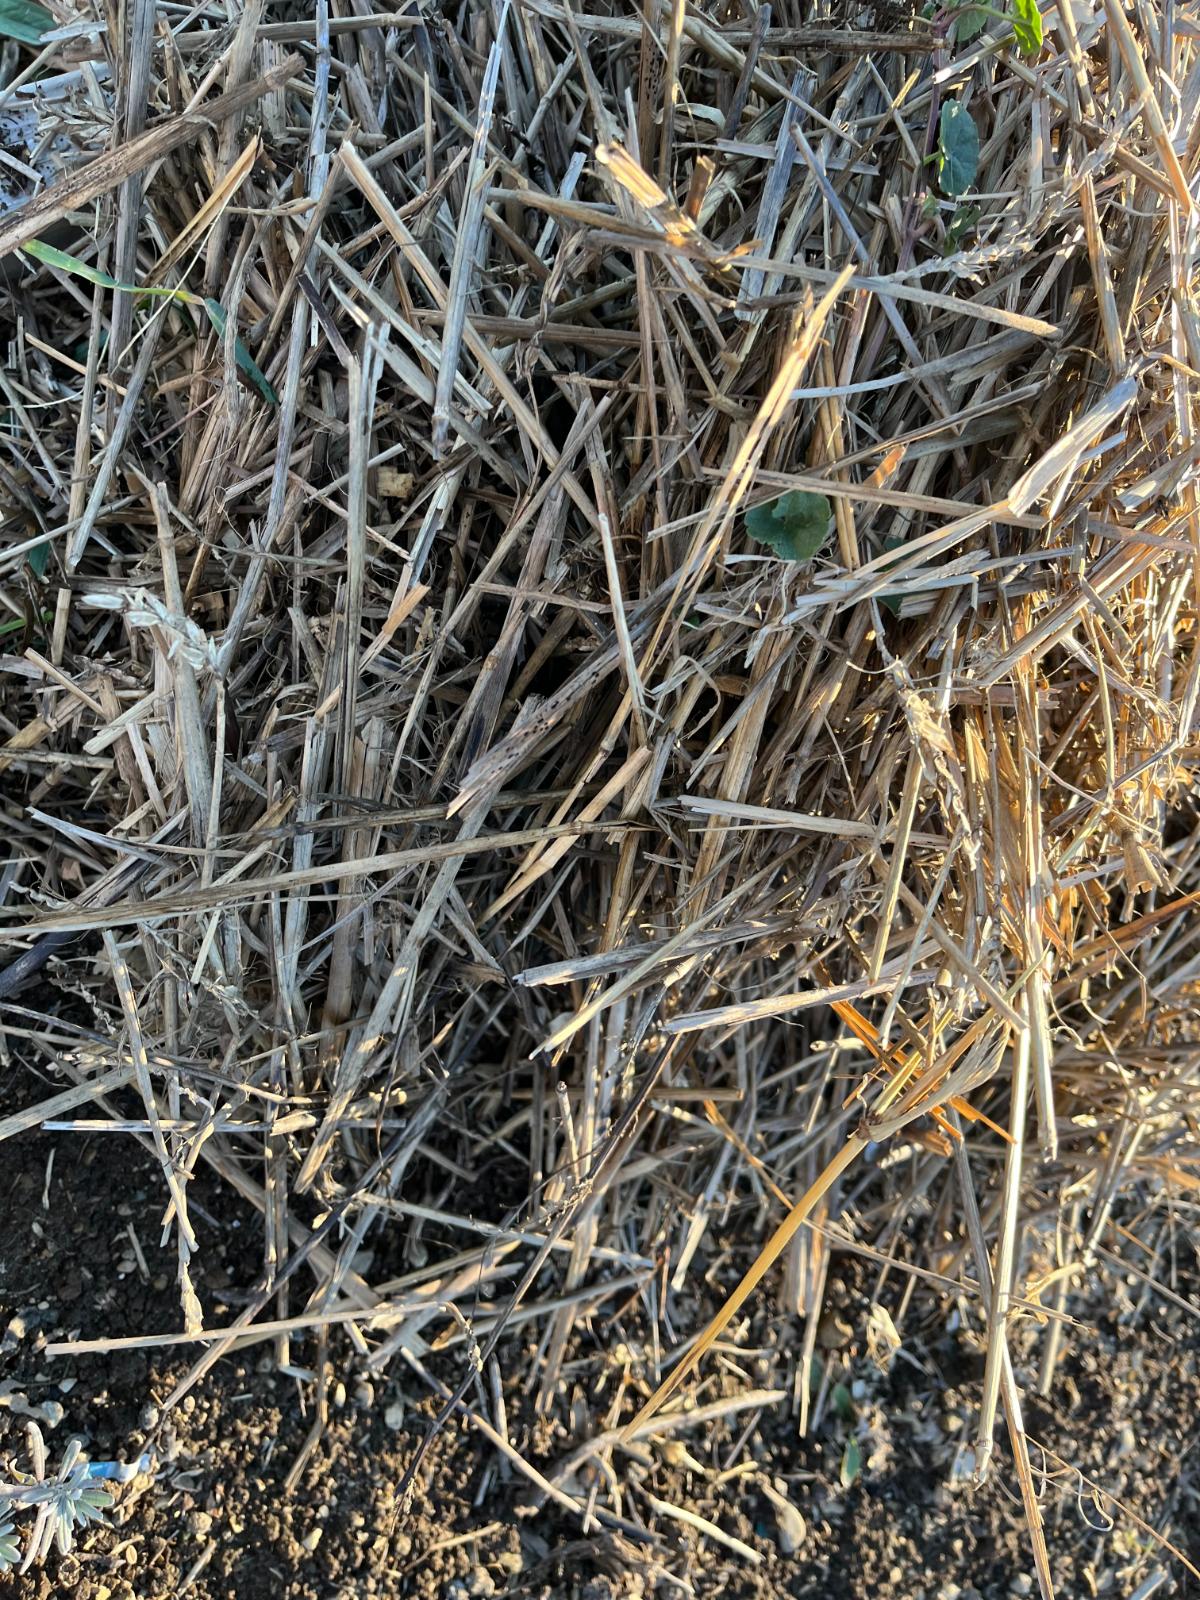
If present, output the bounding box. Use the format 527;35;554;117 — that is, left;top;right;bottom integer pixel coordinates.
1010;1577;1033;1597
384;1400;405;1431
303;1528;323;1553
139;1403;160;1431
818;1312;853;1349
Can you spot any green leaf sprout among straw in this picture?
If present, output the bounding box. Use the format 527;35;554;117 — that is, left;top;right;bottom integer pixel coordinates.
0;609;52;637
745;489;833;563
948;0;1044;53
1010;0;1044;54
0;0;53;45
937;101;981;197
21;239;278;406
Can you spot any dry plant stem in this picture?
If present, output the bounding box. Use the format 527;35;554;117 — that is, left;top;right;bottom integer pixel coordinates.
621;1136;867;1436
432;0;511;457
399;1347;658;1541
953;1121;1053;1600
101;932;202;1332
0;55;303;258
979;1017;1036;1478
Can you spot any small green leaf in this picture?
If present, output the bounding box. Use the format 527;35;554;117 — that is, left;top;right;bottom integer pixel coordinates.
202;298;278;406
832;1383;854;1423
840;1436;862;1488
943;203;980;256
73;331;109;364
951;1;989;43
1010;0;1043;55
937;101;980;198
23;239;193;302
878;536;906;616
0;608;51;638
22;238;124;292
27;541;49;577
0;0;52;44
745;489;832;563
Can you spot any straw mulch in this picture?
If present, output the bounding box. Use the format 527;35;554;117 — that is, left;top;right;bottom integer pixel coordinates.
1;0;1198;1591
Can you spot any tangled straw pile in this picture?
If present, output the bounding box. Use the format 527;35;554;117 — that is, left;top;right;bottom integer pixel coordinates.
1;0;1198;1590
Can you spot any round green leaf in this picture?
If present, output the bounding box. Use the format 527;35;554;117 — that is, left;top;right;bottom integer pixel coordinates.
951;2;989;43
745;490;832;562
1011;0;1043;55
937;101;980;198
840;1436;862;1488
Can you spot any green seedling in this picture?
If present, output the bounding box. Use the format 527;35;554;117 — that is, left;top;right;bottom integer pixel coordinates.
745;490;833;562
22;239;278;405
0;0;52;44
937;101;980;197
947;0;1043;52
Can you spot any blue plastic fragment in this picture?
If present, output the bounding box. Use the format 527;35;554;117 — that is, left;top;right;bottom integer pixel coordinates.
83;1454;153;1483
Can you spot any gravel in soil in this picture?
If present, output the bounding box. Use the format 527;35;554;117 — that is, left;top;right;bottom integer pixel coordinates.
1;1109;1196;1600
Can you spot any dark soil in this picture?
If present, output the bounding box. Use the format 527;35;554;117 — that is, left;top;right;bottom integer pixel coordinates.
1;1081;1197;1600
